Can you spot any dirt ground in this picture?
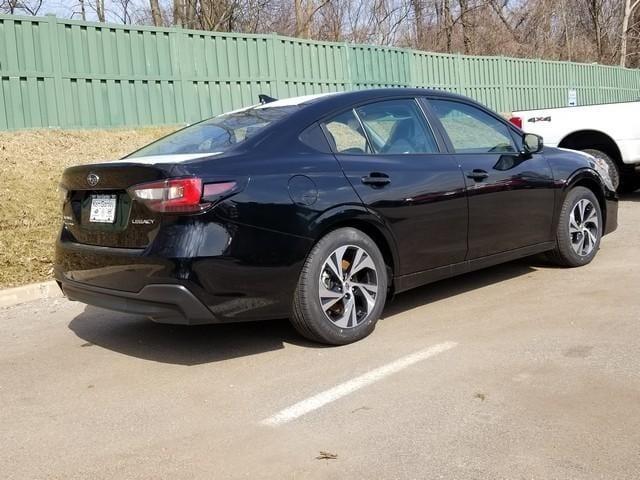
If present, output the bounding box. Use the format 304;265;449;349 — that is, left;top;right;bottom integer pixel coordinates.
0;194;639;479
0;127;175;288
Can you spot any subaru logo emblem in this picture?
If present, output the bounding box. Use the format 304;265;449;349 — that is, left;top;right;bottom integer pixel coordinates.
87;173;100;187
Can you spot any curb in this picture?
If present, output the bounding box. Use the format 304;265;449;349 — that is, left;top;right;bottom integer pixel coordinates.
0;280;63;309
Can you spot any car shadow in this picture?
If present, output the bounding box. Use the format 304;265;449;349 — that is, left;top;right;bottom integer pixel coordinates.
619;190;640;202
68;310;320;366
383;259;536;317
68;259;538;365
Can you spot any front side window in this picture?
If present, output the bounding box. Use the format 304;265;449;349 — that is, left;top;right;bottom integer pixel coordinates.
429;99;516;154
355;99;439;154
128;105;297;158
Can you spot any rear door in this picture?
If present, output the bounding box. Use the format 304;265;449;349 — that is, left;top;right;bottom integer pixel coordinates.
323;98;468;276
424;97;555;259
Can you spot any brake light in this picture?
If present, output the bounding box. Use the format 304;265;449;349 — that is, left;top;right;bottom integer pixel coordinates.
129;178;206;213
509;116;523;129
129;178;238;213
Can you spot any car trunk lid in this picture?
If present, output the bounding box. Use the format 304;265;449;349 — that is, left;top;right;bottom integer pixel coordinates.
60;162;174;249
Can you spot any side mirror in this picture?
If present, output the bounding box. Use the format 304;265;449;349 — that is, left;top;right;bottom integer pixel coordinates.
522;133;543;155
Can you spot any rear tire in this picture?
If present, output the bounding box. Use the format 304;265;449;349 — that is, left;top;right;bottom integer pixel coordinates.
291;228;388;345
583;148;639;193
582;148;619;191
547;187;602;267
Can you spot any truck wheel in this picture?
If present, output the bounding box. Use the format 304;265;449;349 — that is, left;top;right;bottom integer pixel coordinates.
547;187;602;267
582;149;619;191
291;228;388;345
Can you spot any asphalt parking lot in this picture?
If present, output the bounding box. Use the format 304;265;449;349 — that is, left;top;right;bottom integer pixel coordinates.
2;193;640;479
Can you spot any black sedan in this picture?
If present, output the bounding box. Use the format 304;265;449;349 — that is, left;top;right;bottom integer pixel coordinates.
55;89;618;345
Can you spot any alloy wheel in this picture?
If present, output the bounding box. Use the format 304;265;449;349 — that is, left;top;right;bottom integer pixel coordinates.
569;199;599;257
318;245;379;328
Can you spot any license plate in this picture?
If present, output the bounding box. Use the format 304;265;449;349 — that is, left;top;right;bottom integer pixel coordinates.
89;194;117;223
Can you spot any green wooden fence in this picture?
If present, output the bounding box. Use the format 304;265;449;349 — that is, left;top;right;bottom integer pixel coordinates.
1;13;639;130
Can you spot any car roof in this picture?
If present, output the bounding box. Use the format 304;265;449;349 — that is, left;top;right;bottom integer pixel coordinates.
276;88;474;120
300;87;467;106
255;88;470;112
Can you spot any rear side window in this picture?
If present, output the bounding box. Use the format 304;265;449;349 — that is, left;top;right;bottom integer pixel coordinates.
355;99;439;154
324;110;371;154
429;99;516;154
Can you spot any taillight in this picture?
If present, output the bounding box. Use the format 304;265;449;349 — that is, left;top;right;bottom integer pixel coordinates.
129;178;205;213
128;177;237;213
203;181;237;197
509;116;523;129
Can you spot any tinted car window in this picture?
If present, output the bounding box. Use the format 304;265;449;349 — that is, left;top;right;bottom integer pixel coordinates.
128;105;297;157
355;99;438;154
324;110;371;154
429;99;516;154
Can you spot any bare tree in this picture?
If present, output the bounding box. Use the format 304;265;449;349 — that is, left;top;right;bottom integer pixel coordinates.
94;0;106;22
1;0;632;68
621;0;640;66
0;0;43;15
149;0;162;25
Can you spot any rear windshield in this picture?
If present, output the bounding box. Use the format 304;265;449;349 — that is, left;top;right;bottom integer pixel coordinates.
128;105;298;157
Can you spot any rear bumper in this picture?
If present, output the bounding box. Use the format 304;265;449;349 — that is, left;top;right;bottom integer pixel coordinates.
60;279;217;325
55;216;314;323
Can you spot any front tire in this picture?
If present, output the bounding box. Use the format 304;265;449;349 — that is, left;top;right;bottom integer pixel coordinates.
291;228;388;345
548;186;602;267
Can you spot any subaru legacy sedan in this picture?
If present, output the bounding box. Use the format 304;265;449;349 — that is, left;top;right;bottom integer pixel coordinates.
55;89;617;345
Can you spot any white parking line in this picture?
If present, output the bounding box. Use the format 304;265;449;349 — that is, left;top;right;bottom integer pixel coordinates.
260;341;458;426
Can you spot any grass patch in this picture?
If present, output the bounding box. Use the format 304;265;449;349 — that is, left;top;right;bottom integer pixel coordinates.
0;127;175;288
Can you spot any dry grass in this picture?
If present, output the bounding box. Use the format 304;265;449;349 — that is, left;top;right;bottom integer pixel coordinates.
0;126;176;288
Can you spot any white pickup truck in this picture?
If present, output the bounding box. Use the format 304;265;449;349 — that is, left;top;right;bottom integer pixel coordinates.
510;101;640;192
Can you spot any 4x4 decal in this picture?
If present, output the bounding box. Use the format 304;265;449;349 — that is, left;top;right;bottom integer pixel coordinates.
527;116;551;123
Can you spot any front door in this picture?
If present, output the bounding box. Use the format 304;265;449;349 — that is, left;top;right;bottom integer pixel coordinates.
323;98;468;276
426;98;556;259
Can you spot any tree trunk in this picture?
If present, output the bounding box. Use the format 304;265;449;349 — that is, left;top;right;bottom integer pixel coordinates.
173;0;184;26
200;0;214;30
459;0;472;54
560;0;572;61
150;0;163;26
621;0;640;67
185;0;197;28
295;0;305;37
586;0;604;62
412;0;425;48
79;0;86;21
95;0;105;22
443;0;453;53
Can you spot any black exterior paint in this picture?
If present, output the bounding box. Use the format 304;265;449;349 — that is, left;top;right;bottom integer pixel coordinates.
55;88;618;324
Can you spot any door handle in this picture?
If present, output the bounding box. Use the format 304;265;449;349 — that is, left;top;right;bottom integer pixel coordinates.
466;169;489;181
361;172;391;187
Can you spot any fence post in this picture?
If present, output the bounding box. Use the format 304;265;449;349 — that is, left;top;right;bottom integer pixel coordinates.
343;42;354;91
169;26;189;124
269;34;285;98
535;58;543;109
405;49;414;88
456;54;468;96
45;14;67;128
498;56;509;114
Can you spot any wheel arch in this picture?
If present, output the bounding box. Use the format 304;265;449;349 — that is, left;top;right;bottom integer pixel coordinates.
308;206;399;290
564;169;608;232
558;130;622;165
